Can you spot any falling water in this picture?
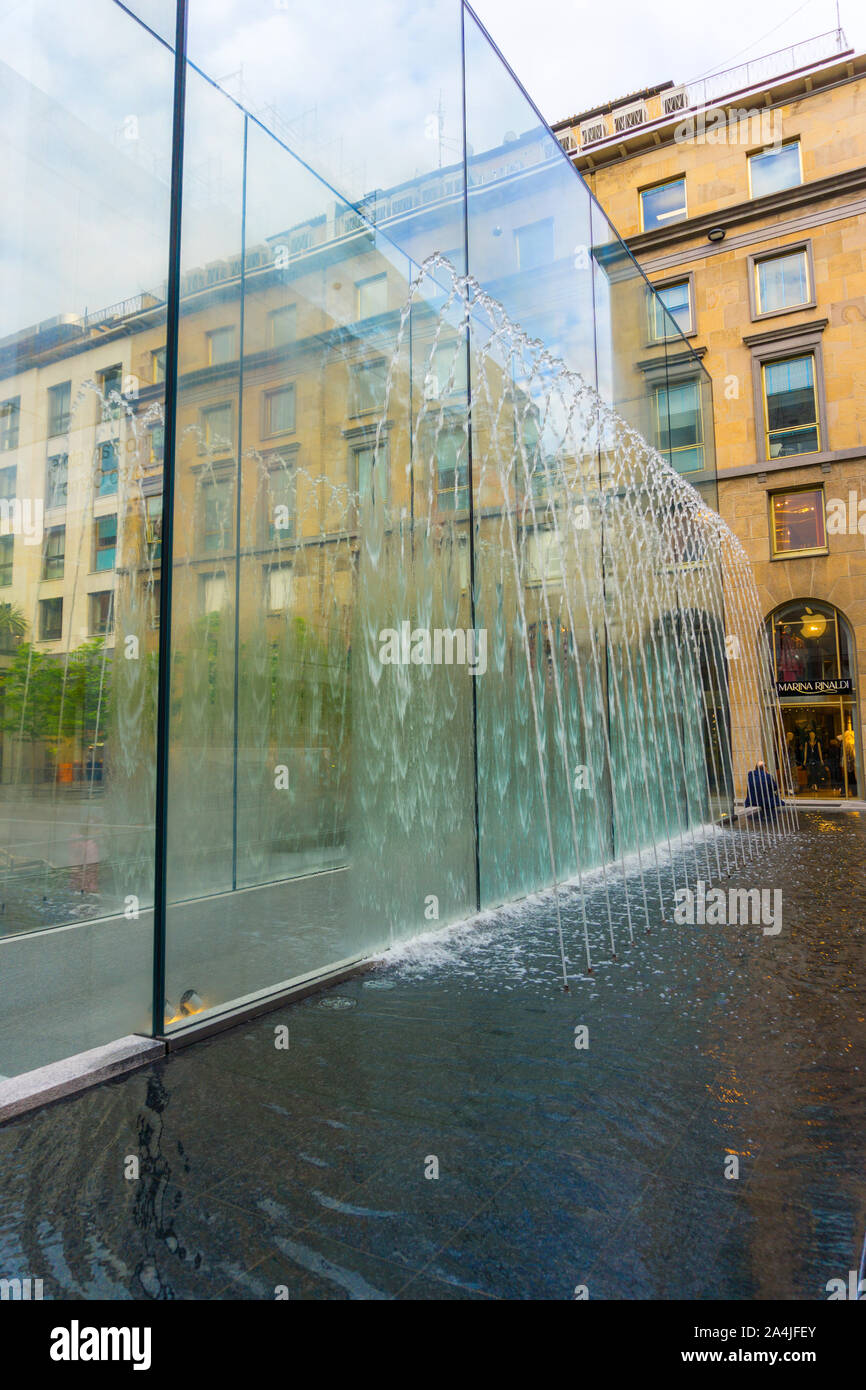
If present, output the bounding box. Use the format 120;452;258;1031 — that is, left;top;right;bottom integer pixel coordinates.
353;253;794;981
0;254;794;1024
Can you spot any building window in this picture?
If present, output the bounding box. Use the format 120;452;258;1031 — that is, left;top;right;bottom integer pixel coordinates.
429;340;469;398
202;478;232;552
200;572;227;614
0;465;15;501
267;466;295;541
769;599;853;686
0;534;13;587
42;525;65;580
515;218;554;271
152;347;166;383
147;577;161;628
350;360;387;416
207;326;236;365
47;381;71;437
522;413;552;498
749;140;801;199
266;564;293;612
98;364;123;418
352;443;388;503
145;494;163;558
38;596;63;641
754;248;810;315
264;385;296;437
46;454;68;510
94;514;117;571
649;279;692;339
0;397;20;452
640;178;687;232
200;403;233;453
269;306;297;347
356;274;388;320
769;486;827;558
436;432;469;512
655;380;704;473
89;590;114;635
151;424;165;464
525;532;563;586
762;354;819;457
97;440;119;495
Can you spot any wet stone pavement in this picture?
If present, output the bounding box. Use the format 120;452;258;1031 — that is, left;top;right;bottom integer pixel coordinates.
1;810;865;1300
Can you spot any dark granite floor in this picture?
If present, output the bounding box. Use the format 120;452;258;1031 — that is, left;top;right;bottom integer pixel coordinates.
1;810;865;1300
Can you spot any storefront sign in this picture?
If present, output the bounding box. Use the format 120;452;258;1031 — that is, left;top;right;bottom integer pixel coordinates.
776;678;853;696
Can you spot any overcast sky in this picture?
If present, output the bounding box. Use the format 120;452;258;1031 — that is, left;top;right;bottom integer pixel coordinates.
470;0;865;124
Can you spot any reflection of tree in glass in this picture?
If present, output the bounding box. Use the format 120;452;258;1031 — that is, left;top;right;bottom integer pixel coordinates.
0;639;111;784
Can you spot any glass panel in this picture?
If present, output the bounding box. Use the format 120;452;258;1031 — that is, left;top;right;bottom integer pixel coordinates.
757;250;809;313
0;0;731;1069
750;141;801;198
163;69;475;1026
651;280;691;339
657;379;705;473
0;0;175;1078
463;9;610;902
185;0;468;267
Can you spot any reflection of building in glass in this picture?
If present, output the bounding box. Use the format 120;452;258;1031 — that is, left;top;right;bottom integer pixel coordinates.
3;0;764;1097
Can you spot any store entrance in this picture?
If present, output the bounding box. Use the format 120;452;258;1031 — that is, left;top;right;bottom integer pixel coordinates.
777;701;859;798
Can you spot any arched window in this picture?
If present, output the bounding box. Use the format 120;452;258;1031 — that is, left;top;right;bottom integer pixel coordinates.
767;599;853;687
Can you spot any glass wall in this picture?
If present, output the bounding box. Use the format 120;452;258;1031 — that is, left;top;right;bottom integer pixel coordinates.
0;0;721;1074
0;0;175;1077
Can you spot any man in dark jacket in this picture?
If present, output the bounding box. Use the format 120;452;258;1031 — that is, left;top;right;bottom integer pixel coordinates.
745;761;783;820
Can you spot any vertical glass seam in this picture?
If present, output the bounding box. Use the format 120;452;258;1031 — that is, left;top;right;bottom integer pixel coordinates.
152;0;189;1038
231;115;249;893
460;0;482;912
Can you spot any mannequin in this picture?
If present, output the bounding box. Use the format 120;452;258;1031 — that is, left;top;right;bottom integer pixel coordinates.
801;729;826;792
843;716;857;796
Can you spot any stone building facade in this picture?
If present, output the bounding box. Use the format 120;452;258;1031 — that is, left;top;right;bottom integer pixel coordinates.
555;34;866;798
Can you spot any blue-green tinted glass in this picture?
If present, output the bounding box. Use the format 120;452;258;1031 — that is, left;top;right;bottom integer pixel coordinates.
658;379;704;472
0;0;175;1077
764;354;819;455
652;280;691;338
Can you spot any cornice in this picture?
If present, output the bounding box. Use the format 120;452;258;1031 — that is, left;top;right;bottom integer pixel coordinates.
624;166;866;257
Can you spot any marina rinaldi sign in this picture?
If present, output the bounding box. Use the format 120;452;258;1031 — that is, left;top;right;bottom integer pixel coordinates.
776;678;853;696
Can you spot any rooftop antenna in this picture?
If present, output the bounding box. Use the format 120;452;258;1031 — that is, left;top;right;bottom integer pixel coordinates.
437;89;445;168
432;91;462;169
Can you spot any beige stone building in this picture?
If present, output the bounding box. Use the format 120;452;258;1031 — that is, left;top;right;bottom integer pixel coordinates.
554;30;866;799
